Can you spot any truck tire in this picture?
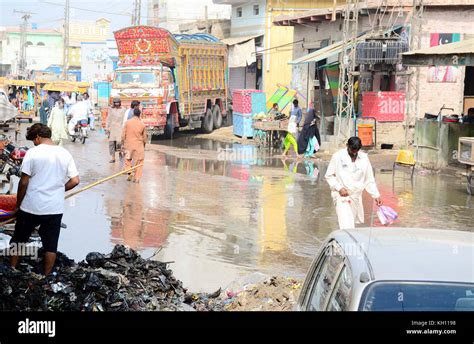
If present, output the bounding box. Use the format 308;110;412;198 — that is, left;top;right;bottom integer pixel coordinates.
202;108;214;133
164;114;174;139
28;118;33;123
212;105;222;130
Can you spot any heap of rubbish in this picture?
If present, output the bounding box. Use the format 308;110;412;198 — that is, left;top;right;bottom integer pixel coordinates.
219;275;302;311
0;245;223;311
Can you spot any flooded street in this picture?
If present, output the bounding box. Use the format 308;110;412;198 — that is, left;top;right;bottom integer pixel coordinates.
10;126;474;292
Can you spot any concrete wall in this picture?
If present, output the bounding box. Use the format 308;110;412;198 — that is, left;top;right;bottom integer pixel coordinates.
156;0;232;33
417;8;474;119
230;0;266;37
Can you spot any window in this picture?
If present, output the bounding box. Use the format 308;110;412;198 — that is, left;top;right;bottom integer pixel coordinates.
236;7;242;18
114;70;159;87
361;282;474;311
37;42;45;46
253;5;259;15
306;242;345;311
327;265;353;311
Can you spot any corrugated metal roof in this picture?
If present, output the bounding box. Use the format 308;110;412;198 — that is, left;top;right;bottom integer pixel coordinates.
173;33;222;43
289;26;402;65
402;39;474;56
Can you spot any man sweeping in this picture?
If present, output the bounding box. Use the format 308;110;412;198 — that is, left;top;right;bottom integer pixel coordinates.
9;124;80;275
325;136;382;230
122;108;147;183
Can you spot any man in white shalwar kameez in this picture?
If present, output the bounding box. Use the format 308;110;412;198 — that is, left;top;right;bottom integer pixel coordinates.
325;137;383;229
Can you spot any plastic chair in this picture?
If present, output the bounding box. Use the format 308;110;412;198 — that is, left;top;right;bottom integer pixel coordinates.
393;150;416;180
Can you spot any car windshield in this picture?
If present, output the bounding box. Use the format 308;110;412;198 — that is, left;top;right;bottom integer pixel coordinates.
361;282;474;311
114;71;159;87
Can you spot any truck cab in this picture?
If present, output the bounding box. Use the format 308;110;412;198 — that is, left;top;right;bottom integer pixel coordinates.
111;65;177;138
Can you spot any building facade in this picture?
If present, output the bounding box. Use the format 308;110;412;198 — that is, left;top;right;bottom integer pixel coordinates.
147;0;231;33
66;18;111;69
273;1;474;148
0;27;63;76
215;0;266;92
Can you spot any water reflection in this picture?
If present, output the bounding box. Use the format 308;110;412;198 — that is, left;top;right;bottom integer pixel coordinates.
58;133;473;291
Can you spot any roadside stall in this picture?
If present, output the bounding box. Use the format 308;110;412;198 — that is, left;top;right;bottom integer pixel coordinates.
4;79;36;123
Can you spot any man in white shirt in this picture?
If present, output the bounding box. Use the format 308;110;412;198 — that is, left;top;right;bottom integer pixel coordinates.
10;123;80;275
67;94;88;135
83;92;95;130
122;100;140;127
325;136;382;230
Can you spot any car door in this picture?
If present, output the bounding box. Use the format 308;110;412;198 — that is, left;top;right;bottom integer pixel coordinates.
326;264;353;311
301;240;346;311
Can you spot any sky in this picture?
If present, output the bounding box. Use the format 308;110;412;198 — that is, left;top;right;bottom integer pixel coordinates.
1;0;141;33
0;0;230;35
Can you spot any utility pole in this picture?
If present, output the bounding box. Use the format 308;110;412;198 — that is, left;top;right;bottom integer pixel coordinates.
204;5;209;34
132;0;142;26
404;0;424;148
62;0;70;80
335;0;360;145
13;10;35;77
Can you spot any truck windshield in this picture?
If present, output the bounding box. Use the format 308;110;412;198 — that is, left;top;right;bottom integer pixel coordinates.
360;282;474;311
114;71;159;87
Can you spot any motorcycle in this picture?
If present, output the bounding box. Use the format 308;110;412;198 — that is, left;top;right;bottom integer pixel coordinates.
69;119;89;144
0;137;28;193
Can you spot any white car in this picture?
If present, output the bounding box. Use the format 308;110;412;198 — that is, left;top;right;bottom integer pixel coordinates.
296;228;474;311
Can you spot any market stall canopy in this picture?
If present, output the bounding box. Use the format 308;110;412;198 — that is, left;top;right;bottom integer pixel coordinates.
402;39;474;66
5;80;35;87
42;82;81;92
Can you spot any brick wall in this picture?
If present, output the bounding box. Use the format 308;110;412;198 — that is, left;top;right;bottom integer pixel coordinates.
416;8;474;119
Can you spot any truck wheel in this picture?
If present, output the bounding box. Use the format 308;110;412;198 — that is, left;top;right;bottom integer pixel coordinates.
202;108;214;133
213;105;222;129
164;114;174;139
28;118;32;123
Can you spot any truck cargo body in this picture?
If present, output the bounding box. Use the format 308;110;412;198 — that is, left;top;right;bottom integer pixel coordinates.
112;26;228;139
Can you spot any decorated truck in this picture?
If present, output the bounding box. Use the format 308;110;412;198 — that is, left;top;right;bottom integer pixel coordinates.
112;26;229;139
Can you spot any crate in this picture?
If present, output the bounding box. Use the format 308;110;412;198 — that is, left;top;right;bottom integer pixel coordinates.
233;112;254;138
362;91;405;122
458;137;474;165
233;89;264;114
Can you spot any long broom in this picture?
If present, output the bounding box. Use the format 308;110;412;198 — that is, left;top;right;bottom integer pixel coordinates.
0;163;143;227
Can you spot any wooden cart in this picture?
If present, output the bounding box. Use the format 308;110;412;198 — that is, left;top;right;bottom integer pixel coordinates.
253;119;288;148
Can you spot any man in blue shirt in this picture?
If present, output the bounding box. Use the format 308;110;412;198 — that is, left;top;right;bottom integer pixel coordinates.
290;99;302;127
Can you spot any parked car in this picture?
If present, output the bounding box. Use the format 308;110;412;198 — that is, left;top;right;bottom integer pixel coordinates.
296;228;474;311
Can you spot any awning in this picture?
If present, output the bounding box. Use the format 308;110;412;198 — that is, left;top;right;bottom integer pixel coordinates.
221;34;262;46
402;39;474;66
289;26;402;65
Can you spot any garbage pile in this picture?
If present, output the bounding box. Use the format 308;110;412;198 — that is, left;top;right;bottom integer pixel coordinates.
220;275;302;311
0;245;223;311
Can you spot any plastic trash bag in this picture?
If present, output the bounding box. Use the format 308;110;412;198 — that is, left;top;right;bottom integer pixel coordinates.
377;205;398;226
